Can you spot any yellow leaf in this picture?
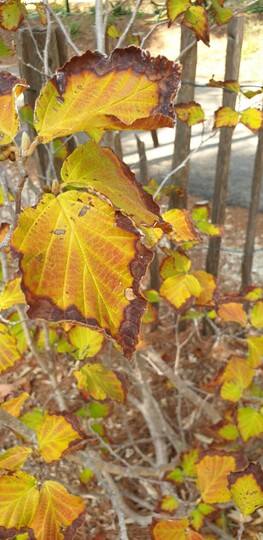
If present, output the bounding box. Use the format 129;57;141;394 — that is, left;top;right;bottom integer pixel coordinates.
214;107;239;129
160;494;179;513
196;454;236;503
218;302;247;326
160;251;192;278
167;0;191;24
151;518;189;540
229;463;263;515
0;392;29;417
160;274;202;311
0;446;32;470
250;301;263;328
74;362;125;403
0;276;26;309
61;140;168;230
107;24;121;38
0;0;25;31
182;449;198;478
0;323;22;375
219;356;254;403
210;0;233;25
163;209;200;244
247;336;263;368
237;407;263;441
0;471;39;530
240;108;263;133
218;423;239;441
192;271;216;307
36;412;85;463
0;71;28;145
28;481;85;540
68;325;104;359
182;6;209;45
174;102;205;126
34;47;181;143
11;191;153;359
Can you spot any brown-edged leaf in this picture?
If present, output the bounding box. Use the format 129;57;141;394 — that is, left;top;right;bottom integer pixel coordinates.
182;6;209;46
210;0;233;26
166;0;191;25
74;363;125;403
214;106;239;129
228;463;263;515
0;0;25;31
174;102;205;126
0;71;28;144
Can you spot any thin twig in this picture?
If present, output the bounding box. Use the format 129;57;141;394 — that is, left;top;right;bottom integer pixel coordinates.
46;3;82;56
116;0;143;48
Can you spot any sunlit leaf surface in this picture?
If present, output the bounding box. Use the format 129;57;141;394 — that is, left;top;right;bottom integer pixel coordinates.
219;356;254;403
167;0;191;25
218;302;247;326
0;446;32;471
250;301;263;328
68;325;104;359
196;454;236;503
35;47;181;142
36;412;85;463
163;209;200;244
174;102;205;126
214;106;239;129
182;6;209;45
0;276;26;309
0;471;39;531
210;0;233;25
228;463;263;515
61;140;168;229
0;71;27;144
240;108;263;133
11;191;152;358
0;392;29;418
74;363;125;403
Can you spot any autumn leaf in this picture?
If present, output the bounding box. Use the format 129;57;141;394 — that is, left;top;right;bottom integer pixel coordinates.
61;140;169;230
68;325;104;359
214;107;239;129
0;276;26;309
164;467;184;484
210;0;233;25
219;356;254;402
208;78;240;94
34;47;181;143
196;454;236;503
159;494;179;513
240;108;263;133
237;407;263;442
174;102;205;126
247;336;263;368
0;471;39;532
218;423;239;441
182;6;209;46
228;463;263;516
0;71;28;145
217;302;247;326
11;191;153;359
191;203;222;237
192;271;216;307
163;209;200;244
190;503;214;531
250;301;263;328
166;0;191;25
160;274;201;311
74;363;125;403
0;322;22;375
28;480;85;540
151;518;189;540
0;392;29;419
0;0;25;31
0;37;14;57
182;449;198;478
0;446;32;471
36;412;85;463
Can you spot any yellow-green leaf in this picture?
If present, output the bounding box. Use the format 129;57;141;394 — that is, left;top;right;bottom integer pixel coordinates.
34;47;181;143
214;107;239;129
0;471;39;530
165;467;184;484
174;102;205;126
219;356;254;403
0;0;25;31
237;407;263;442
167;0;191;24
228;463;263;516
0;276;26;309
196;454;236;503
11;191;153;359
68;325;104;359
247;336;263;368
61;140;168;230
0;322;21;375
36;412;85;463
28;480;85;540
250;301;263;328
79;467;94;484
107;24;121;38
210;0;233;26
218;423;239;441
160;251;192;278
160;274;201;311
182;6;209;46
159;494;179;513
182;449;198;478
240;108;263;133
0;446;32;470
74;363;125;403
0;71;28;145
163;209;200;244
0;37;14;57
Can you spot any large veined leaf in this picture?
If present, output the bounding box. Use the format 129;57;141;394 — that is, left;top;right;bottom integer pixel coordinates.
0;322;21;374
34;46;181;143
35;412;85;463
196;454;236;503
0;446;32;471
61;140;169;230
74;362;126;403
0;471;39;532
0;71;28;145
218;302;247;326
28;481;85;540
228;463;263;516
0;0;25;31
11;191;152;358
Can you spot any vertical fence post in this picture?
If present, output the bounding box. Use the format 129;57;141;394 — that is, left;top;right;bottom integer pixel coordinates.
169;27;197;210
241;128;263;289
16;25;71;183
206;16;244;277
